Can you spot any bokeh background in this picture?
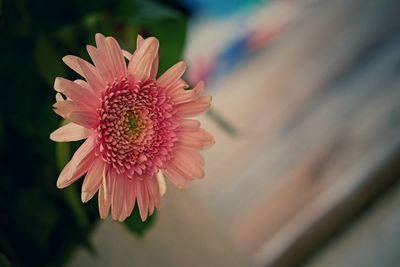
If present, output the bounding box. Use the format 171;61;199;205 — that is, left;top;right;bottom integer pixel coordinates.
1;0;400;266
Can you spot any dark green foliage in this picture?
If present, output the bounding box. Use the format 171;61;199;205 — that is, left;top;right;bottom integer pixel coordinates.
0;0;188;266
124;208;157;237
0;254;11;267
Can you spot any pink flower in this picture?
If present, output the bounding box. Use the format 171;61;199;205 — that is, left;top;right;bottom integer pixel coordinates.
50;34;214;221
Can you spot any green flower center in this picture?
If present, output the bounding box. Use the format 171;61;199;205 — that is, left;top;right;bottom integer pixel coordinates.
127;113;140;133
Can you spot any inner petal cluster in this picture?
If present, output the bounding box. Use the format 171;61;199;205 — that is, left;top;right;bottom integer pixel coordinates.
97;77;178;179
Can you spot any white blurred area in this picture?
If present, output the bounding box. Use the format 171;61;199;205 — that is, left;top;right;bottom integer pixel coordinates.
69;0;400;266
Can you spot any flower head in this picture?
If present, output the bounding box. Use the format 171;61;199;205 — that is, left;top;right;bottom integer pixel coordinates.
50;34;214;221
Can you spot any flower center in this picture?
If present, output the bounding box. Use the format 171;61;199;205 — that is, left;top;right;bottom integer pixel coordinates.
96;77;178;179
127;113;140;133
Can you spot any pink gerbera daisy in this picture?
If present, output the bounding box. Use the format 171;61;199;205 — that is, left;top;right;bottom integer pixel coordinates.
50;33;214;221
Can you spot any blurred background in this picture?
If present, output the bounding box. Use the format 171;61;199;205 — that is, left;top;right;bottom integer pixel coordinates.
1;0;400;266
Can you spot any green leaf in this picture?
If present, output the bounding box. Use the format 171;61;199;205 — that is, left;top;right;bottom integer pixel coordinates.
116;0;182;25
34;36;66;87
124;207;157;236
62;185;90;229
146;16;188;74
15;187;60;251
0;253;11;267
55;141;71;171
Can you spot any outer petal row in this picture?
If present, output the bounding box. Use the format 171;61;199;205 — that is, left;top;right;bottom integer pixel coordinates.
50;122;92;142
56;136;96;188
128;36;159;82
162;148;205;189
176;96;212;117
108;173;161;222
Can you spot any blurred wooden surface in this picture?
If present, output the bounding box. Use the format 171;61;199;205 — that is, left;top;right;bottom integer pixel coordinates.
69;0;400;266
305;179;400;267
196;0;400;265
69;186;252;267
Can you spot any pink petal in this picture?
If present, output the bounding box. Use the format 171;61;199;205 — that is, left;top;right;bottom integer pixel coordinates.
156;171;167;196
167;79;189;96
62;55;87;77
54;77;99;109
168;148;205;179
62;55;104;87
137;35;159;79
172;81;204;104
150;53;159;80
68;110;98;129
66;135;96;179
57;136;96;188
57;151;95;189
178;119;201;132
184;148;205;166
73;79;90;89
98;183;111;219
136;34;144;48
87;45;113;83
157;61;186;90
162;164;189;189
118;178;130;222
50;122;92;142
55;92;64;102
177;128;214;150
95;33;115;77
98;167;114;219
128;37;159;82
147;176;161;209
81;156;105;203
77;58;105;93
122;50;132;59
136;180;149;221
148;192;155;216
106;36;127;78
117;182;136;222
124;178;137;220
176;96;212;117
53;89;96;121
111;173;126;221
53;99;78;118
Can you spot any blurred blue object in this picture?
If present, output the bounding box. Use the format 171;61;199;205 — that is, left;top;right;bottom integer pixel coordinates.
180;0;267;17
216;34;251;76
